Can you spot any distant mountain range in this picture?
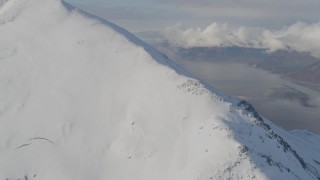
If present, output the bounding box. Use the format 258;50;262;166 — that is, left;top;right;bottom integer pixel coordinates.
284;61;320;84
157;45;320;85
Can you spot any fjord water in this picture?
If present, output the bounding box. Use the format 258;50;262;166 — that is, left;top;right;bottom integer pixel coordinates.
173;60;320;133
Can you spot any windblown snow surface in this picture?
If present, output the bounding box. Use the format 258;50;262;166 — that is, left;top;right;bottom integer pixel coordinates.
0;0;319;179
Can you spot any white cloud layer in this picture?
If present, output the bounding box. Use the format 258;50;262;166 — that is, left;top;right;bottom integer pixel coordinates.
163;21;320;58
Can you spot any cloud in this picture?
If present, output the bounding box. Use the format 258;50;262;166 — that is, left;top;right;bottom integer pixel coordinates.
163;23;262;47
261;22;320;57
162;21;320;58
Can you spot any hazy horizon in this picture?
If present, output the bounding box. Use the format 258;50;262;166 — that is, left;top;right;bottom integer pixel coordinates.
66;0;320;33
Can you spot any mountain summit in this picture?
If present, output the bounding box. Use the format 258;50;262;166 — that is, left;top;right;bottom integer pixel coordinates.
0;0;319;179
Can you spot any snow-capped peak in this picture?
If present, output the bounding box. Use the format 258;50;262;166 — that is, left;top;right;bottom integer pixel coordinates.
0;0;319;179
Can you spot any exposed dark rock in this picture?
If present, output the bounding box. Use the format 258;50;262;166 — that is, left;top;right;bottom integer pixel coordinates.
235;100;320;179
238;145;249;154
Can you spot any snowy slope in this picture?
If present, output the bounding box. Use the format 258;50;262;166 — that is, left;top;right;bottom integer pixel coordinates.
0;0;319;179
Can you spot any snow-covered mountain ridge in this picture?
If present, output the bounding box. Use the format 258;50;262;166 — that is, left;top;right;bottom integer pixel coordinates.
0;0;319;179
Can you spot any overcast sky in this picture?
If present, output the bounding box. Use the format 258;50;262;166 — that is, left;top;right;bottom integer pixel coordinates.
66;0;320;32
65;0;320;56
